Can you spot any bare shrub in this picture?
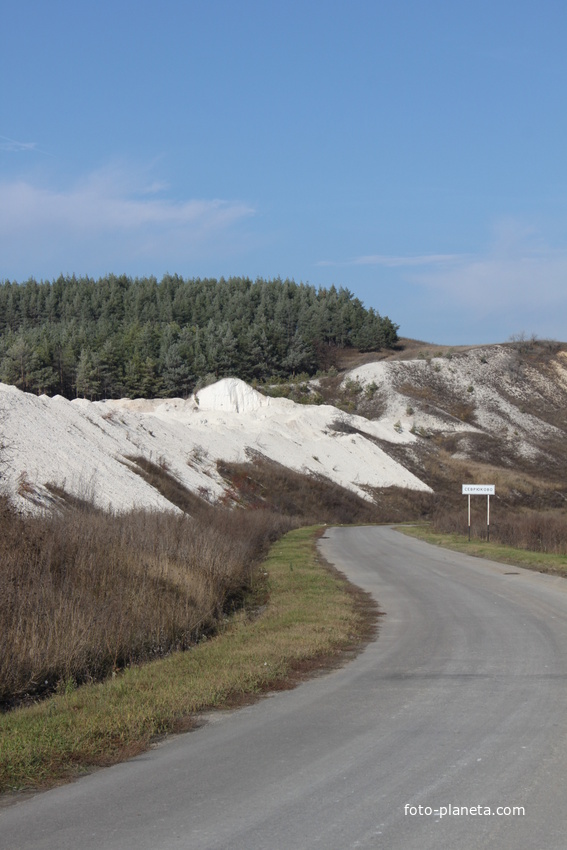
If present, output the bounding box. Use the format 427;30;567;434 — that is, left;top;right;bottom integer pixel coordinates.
0;498;291;707
217;456;434;526
187;444;209;467
431;503;567;554
124;455;210;516
447;400;476;422
0;405;12;486
329;417;358;435
485;510;567;553
16;471;35;497
508;331;536;354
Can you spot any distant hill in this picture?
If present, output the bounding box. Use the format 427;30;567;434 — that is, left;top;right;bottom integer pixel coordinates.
317;338;567;510
1;337;565;517
0;275;398;399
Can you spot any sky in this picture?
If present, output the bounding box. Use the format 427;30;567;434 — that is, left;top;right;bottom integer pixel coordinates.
1;0;566;344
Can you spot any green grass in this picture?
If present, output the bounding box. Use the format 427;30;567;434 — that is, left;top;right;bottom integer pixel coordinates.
398;525;567;575
0;527;376;795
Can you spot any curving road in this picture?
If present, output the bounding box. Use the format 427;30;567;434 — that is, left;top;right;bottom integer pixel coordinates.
4;526;567;849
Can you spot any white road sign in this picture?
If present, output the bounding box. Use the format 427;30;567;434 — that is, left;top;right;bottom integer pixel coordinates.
462;484;495;495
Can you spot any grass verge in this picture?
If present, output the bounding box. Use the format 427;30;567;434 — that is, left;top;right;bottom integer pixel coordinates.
0;526;377;797
398;525;567;576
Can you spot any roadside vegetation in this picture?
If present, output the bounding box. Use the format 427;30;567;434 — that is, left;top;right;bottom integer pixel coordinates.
0;526;377;794
0;494;291;709
0;458;426;714
2;327;566;794
217;456;433;524
399;525;567;576
399;497;567;576
430;505;567;555
0;455;389;793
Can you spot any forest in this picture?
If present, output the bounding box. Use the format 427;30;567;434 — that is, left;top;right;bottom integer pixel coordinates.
0;275;398;399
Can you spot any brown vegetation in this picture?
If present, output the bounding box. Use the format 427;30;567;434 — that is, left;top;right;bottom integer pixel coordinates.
0;495;291;708
217;455;434;525
3;451;433;711
124;455;211;516
431;504;567;554
3;337;566;715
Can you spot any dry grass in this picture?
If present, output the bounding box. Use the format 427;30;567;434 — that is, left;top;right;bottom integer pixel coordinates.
399;526;567;577
427;449;565;499
0;526;378;793
217;455;434;525
124;455;212;516
1;451;431;711
0;495;291;707
431;504;567;555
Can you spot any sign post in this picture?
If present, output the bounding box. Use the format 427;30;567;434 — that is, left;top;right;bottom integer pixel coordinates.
462;484;495;541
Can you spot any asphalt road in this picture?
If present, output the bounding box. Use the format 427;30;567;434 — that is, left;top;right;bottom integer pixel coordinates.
4;526;567;849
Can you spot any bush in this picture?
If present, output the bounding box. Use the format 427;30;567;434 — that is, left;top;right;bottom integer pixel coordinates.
431;503;567;554
0;497;291;707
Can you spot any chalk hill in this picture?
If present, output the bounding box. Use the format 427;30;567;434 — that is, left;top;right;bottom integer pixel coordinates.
2;340;566;513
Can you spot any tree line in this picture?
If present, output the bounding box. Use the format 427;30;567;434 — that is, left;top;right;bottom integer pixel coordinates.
0;274;398;399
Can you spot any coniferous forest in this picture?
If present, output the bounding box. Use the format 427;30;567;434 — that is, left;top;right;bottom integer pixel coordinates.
0;275;399;399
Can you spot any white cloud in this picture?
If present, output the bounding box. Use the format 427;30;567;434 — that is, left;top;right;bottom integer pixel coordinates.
318;221;567;341
321;221;567;316
316;253;465;268
352;253;465;268
0;166;255;276
407;223;567;314
0;168;254;233
0;135;38;152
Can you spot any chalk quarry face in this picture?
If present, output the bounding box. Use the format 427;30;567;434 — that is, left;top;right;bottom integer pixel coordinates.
1;343;566;513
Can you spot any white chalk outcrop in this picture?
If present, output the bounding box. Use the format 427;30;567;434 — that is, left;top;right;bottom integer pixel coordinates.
0;376;431;513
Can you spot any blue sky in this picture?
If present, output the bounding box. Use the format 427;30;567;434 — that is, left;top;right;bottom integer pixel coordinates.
1;0;565;344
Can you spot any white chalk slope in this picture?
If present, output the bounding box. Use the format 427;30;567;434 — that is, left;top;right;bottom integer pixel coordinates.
1;377;430;512
343;345;566;461
5;344;563;513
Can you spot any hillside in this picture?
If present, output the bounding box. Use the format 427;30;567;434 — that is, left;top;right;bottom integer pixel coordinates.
0;275;398;398
333;339;567;507
1;338;566;515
